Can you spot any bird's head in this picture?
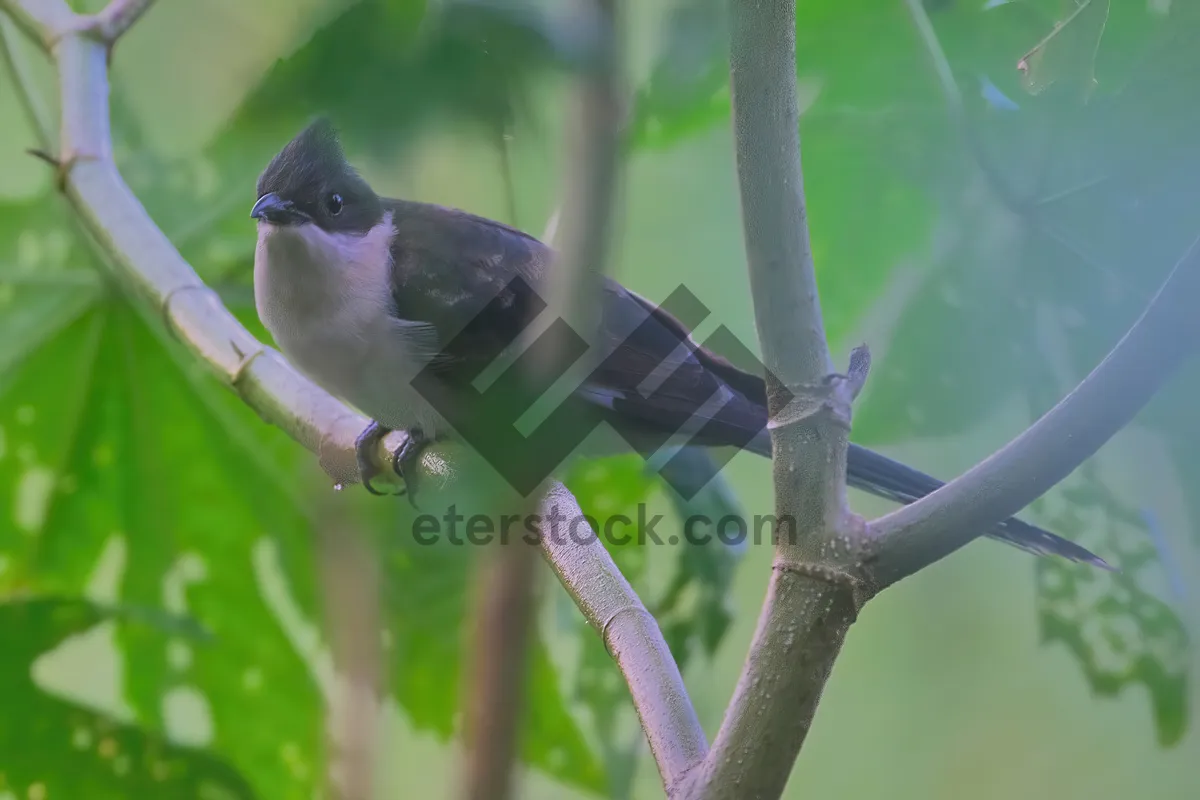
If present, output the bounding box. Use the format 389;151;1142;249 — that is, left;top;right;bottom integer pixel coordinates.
251;118;382;234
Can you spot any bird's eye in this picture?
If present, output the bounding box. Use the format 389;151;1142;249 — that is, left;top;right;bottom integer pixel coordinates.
327;193;344;216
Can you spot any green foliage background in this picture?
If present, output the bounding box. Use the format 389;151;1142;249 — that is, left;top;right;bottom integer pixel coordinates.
0;0;1197;797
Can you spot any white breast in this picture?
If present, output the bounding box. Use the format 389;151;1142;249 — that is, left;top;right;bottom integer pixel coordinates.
253;213;445;433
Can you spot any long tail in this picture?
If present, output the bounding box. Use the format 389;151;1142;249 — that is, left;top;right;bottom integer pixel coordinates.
747;432;1111;570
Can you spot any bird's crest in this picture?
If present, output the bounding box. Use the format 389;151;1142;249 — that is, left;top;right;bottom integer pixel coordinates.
256;117;354;200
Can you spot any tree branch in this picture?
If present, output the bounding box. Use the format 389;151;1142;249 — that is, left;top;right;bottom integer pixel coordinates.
462;3;625;797
0;0;72;49
461;511;542;800
868;234;1200;586
537;483;708;791
315;498;383;800
0;15;53;145
92;0;154;43
875;0;1200;586
679;2;865;797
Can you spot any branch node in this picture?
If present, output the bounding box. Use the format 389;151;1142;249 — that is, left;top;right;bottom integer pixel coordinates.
767;369;860;434
598;604;657;656
845;343;871;400
89;0;157;45
229;342;266;389
25;147;58;169
771;560;869;618
43;18;92;53
160;283;218;340
27;148;102;191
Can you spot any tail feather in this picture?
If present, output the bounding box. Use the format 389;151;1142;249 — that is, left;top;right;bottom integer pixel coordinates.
747;434;1111;570
845;444;1112;570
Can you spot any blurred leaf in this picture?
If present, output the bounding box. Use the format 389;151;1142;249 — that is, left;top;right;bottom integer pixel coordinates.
652;449;742;663
627;0;729;152
0;299;325;799
234;0;579;156
851;0;1198;744
629;0;947;344
0;595;256;798
1017;0;1111;99
0;195;100;374
382;528;607;793
1033;466;1188;745
131;0;584;292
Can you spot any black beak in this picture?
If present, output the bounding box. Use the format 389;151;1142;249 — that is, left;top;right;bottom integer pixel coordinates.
250;193;309;225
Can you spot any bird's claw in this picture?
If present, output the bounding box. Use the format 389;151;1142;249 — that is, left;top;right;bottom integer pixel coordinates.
352;421;430;505
354;421;391;496
391;428;430;508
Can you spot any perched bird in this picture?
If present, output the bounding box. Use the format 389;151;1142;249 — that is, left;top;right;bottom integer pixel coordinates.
251;119;1109;570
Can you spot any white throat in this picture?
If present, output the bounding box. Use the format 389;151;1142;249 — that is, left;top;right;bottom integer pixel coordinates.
253;212;397;395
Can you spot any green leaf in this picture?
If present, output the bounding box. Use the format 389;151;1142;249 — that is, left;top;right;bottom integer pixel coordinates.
630;0;947;344
0;299;326;798
0;195;100;375
234;0;578;156
1033;467;1188;745
0;595;256;798
382;527;607;792
627;0;730;152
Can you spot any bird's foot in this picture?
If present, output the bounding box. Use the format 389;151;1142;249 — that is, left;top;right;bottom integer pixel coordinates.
353;422;431;506
354;421;393;496
390;427;431;508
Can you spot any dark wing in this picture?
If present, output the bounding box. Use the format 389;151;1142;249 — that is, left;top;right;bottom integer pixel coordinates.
576;282;771;450
385;198;550;382
383;197;772;447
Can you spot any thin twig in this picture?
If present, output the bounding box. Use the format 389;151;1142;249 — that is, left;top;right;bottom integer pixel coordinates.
461;2;625;798
868;234;1200;586
902;0;1026;212
496;116;520;228
92;0;155;43
0;0;73;49
316;498;383;800
534;0;621;364
461;511;541;800
0;14;53;146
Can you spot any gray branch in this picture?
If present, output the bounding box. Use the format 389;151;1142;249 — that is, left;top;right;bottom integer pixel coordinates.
678;1;865;797
867;235;1200;586
93;0;156;43
539;483;708;791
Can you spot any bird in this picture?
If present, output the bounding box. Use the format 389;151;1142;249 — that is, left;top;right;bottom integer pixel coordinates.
250;118;1110;571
